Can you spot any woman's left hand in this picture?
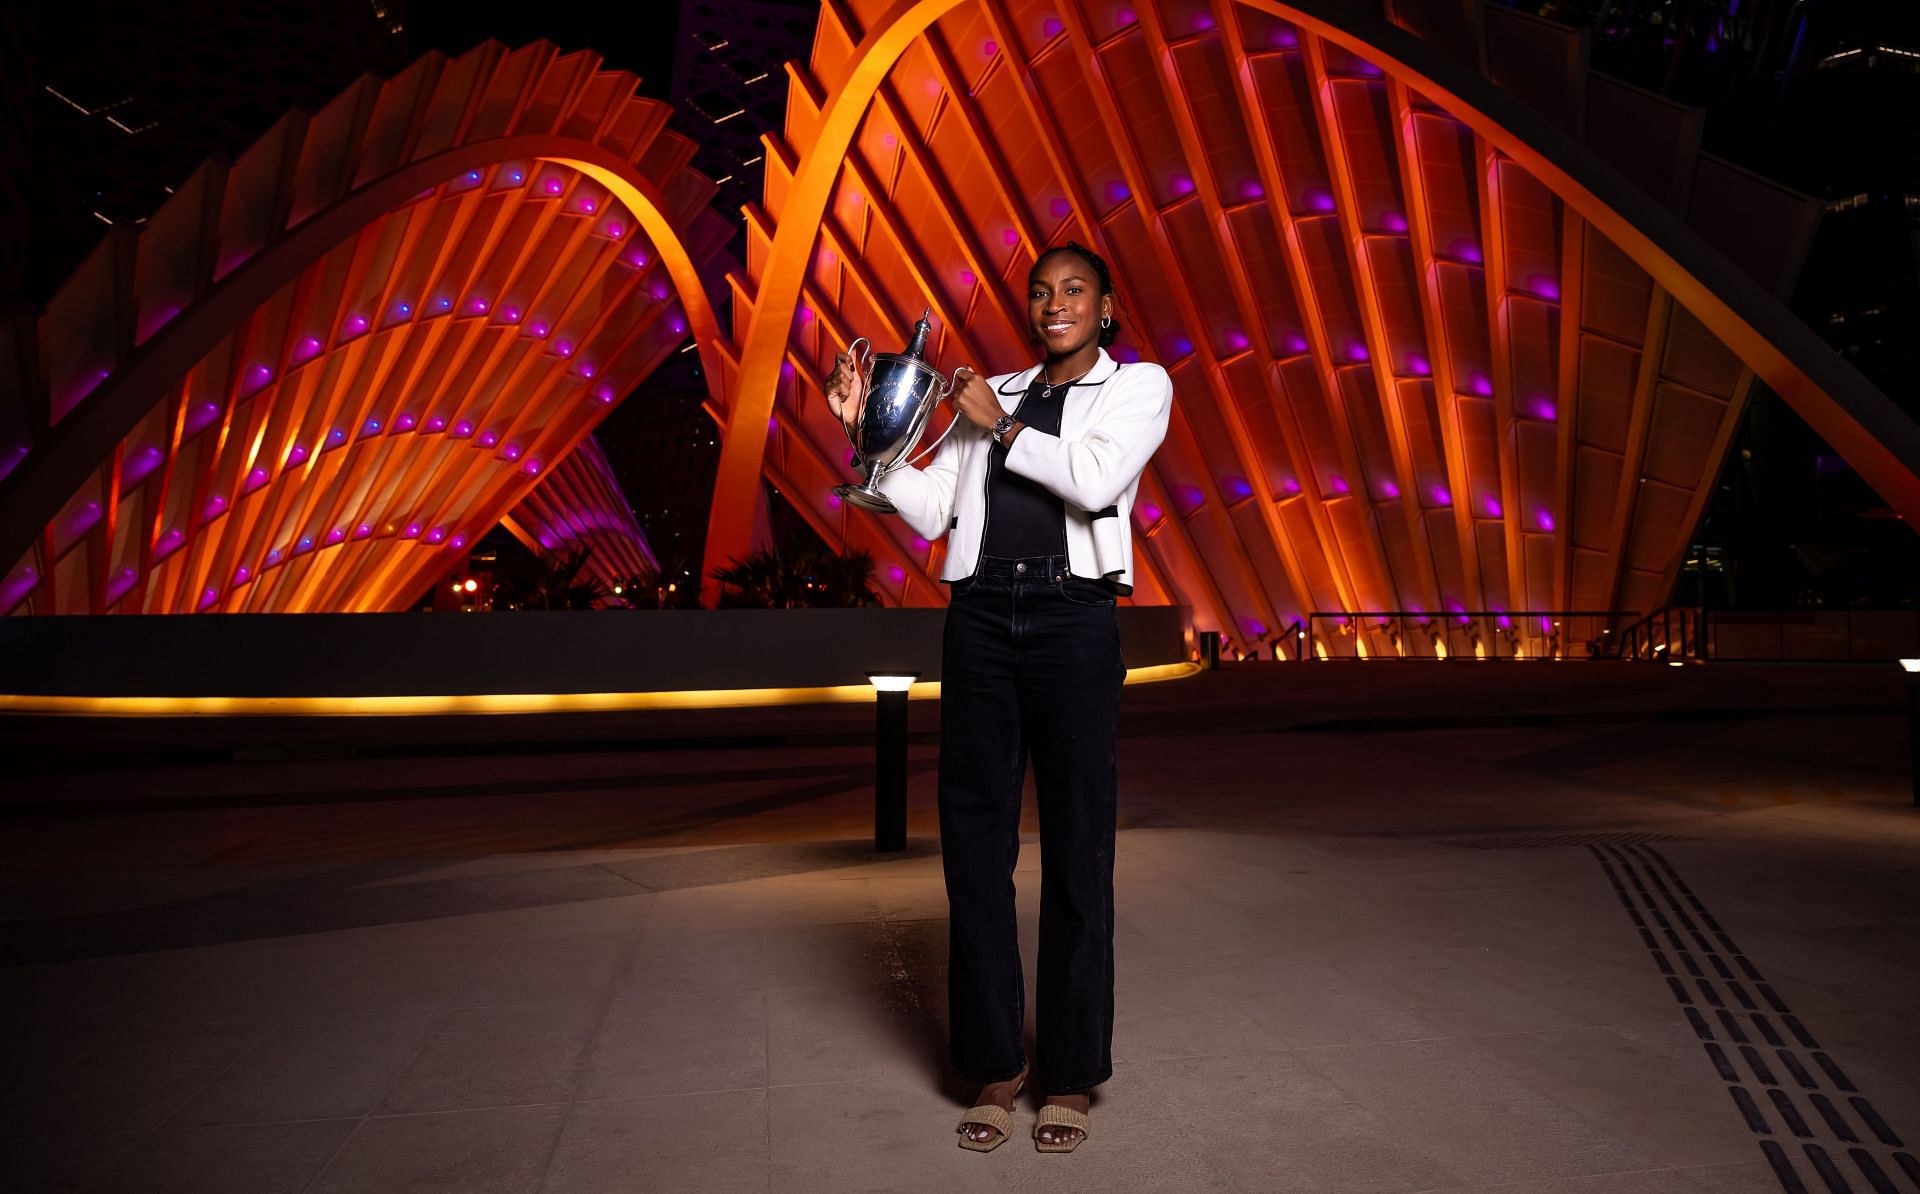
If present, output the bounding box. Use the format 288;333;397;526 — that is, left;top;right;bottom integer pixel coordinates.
951;368;1004;430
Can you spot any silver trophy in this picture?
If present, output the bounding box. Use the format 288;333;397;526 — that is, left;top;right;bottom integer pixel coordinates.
833;309;965;513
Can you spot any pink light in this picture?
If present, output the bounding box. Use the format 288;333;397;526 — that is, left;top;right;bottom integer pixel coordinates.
650;283;670;301
403;523;420;538
530;321;550;338
287;444;308;465
453;421;474;438
1469;373;1493;396
199;588;218;609
1271;26;1300;48
245;467;269;490
544;177;563;195
233;566;251;585
607;224;624;238
244;364;273;392
1284;333;1309;354
1407;353;1431;375
203;495;226;520
1383;211;1408;232
395;414;416;431
888;566;907;583
1305;189;1335;213
1531;397;1558;420
1347;341;1370;363
1139;502;1163;522
470;298;489;314
503;307;521;322
768;416;779;433
326;527;346;544
478;430;499;447
983;39;997;56
295;336;323;362
1379;480;1401;499
827;493;843;509
624;250;647;268
880;132;898;150
449;534;466;549
1449;239;1483;264
1240;179;1264;200
959;268;977;287
1430;485;1452;505
580;362;596;378
522;459;541;475
1225;330;1250;351
1483;495;1503;517
580;199;597;214
1329;475;1350;495
353;524;372;538
555;342;574;357
1170;174;1195;197
1282;477;1302;494
427;416;447;431
1193;12;1216;31
1528;275;1561;301
1003;227;1019;246
503;443;523;461
1535;508;1555;531
669;317;687;335
345;314;368;335
913;536;931;550
593;384;615;403
426;527;447;543
1116;7;1137;26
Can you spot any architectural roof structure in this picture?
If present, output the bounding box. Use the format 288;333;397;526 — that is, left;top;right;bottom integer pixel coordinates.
0;41;730;614
701;0;1920;657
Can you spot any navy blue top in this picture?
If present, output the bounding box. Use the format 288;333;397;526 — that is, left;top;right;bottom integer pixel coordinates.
981;377;1067;560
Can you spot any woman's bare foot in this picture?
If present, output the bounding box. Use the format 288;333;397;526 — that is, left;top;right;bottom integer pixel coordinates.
958;1066;1028;1147
1035;1093;1089;1148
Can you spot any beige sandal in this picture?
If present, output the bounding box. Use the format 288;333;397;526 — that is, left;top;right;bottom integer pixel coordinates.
1034;1102;1090;1152
956;1072;1027;1152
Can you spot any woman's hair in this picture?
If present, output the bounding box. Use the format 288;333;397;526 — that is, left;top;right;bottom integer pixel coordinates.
1030;240;1120;348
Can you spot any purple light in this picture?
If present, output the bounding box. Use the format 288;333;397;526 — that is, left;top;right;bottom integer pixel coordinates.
436;296;452;311
1528;275;1560;301
1117;7;1137;26
580;362;596;378
522;459;541;475
1430;485;1452;505
555;342;574;357
1449;239;1483;264
363;419;382;435
580;198;597;214
1043;16;1064;38
395;413;416;431
1240;179;1264;200
888;566;907;583
449;534;466;550
1244;619;1267;638
1282;477;1302;494
502;443;521;460
607;223;623;238
1379;480;1401;499
1110;343;1140;363
326;527;346;544
1468;373;1493;396
959;268;977;287
1225;330;1250;351
509;170;524;183
426;527;447;543
296;535;314;553
530;321;550;338
1329;475;1350;495
266;548;282;565
768;416;779;433
453;421;474;438
465;170;481;184
669;317;687;335
913;536;931;551
1225;476;1253;499
1003;227;1019;246
478;430;499;448
199;587;218;610
233;566;251;586
353;524;372;539
650;283;670;301
345;314;369;335
294;336;323;362
1271;26;1300;48
1347;341;1370;363
287;444;308;465
593;384;615;404
470;298;490;314
1050;197;1072;219
544;177;563;195
1193;12;1216;31
503;307;521;322
1306;189;1336;213
1176;484;1205;510
203;495;226;520
1407;353;1431;375
1139;502;1163;522
1106;180;1130;204
624;249;647;268
1170;174;1195;197
244;364;272;392
395;302;412;316
1171;336;1194;356
1535;508;1556;532
1531;397;1558;420
1483;495;1503;517
245;466;269;490
1284;333;1309;354
403;523;420;538
1382;211;1408;232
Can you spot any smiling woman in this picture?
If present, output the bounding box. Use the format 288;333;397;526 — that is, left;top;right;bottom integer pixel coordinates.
821;240;1172;1153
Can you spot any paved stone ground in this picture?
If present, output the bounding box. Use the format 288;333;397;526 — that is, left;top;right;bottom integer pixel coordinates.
2;663;1916;1193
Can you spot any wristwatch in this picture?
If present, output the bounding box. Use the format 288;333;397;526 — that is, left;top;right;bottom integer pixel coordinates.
991;414;1015;445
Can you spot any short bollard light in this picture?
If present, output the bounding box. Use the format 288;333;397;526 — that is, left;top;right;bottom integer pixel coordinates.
1903;660;1920;808
867;672;918;851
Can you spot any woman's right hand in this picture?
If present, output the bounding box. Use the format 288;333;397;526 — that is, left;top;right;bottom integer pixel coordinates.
825;351;865;435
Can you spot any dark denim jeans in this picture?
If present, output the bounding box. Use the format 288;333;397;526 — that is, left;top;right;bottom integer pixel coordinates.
939;553;1126;1095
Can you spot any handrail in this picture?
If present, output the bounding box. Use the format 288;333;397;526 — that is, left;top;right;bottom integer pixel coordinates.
1616;606;1707;662
1302;610;1640;661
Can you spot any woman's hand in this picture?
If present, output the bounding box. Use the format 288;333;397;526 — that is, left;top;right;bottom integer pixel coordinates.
951;367;1004;431
825;351;864;434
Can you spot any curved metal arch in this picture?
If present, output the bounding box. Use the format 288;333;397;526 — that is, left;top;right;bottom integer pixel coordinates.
702;0;1919;604
0;136;731;593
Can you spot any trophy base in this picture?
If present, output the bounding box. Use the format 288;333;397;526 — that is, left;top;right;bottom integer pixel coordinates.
834;481;898;514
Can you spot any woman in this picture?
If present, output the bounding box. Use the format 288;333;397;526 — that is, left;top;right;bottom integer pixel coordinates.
824;242;1172;1153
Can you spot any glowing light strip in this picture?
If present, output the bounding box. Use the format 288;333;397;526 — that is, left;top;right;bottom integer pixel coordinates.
0;662;1200;718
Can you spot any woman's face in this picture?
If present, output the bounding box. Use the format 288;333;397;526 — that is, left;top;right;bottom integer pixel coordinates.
1027;253;1111;356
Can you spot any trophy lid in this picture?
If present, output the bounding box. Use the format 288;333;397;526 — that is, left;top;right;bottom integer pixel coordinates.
902;308;932;361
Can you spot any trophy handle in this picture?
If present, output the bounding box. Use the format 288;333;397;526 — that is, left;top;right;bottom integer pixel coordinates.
898;366;969;469
837;337;873;458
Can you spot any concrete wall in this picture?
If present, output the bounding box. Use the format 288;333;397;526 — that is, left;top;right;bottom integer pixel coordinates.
0;606;1193;697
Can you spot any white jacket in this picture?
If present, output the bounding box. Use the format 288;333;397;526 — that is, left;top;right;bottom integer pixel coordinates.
874;348;1172;594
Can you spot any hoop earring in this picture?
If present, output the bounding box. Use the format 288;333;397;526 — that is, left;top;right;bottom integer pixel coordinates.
1101;314;1112;329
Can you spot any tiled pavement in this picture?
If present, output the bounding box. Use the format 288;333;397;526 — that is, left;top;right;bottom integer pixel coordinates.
2;663;1916;1192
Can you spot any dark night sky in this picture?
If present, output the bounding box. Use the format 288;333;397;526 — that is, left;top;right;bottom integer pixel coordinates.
400;2;682;97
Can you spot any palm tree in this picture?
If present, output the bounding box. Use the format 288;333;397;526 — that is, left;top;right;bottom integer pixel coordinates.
712;536;879;608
